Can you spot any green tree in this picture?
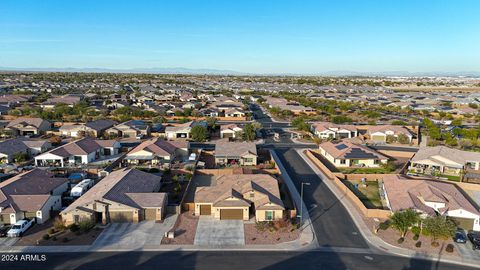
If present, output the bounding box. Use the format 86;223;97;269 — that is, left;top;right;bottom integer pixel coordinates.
397;134;410;144
242;123;257;141
451;118;463;126
423;216;456;244
206;117;218;130
389;209;420;238
191;125;208;142
13;152;29;163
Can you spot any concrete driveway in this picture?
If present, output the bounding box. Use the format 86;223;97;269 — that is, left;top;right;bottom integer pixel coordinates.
455;240;479;260
0;237;18;247
194;216;244;246
92;214;176;249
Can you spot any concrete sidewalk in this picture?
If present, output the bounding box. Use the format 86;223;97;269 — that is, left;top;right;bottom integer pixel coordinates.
296;148;480;269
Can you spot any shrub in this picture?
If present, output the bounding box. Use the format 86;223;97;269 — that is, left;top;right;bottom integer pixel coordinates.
53;218;67;232
78;219;95;233
255;221;268;232
413;234;419;241
415;241;422;248
445;244;454;253
51;236;57;241
69;224;80;232
185;173;193;181
431;241;440;247
42;234;50;240
48;228;56;235
411;226;421;236
378;221;390;231
273;218;289;230
397;237;405;244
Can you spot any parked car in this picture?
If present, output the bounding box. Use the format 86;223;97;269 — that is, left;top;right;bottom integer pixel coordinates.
467;231;480;250
0;225;11;237
7;219;35;237
454;230;467;243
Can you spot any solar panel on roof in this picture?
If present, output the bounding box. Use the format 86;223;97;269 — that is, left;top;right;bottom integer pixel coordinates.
335;144;348;150
344;148;378;159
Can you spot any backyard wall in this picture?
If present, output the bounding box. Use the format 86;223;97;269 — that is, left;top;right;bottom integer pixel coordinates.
304;150;391;219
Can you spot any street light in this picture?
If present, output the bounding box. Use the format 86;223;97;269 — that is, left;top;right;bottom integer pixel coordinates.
300;182;311;226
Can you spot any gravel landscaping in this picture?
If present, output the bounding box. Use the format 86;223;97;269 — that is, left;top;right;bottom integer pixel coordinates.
161;211;199;245
244;221;301;245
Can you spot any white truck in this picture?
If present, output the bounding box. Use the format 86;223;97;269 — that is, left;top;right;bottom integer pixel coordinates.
70;179;94;197
7;219;35;237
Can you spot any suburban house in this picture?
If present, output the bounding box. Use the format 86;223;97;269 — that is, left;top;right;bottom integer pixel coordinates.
165;121;207;140
311;122;358;139
105;120;150;138
124;138;189;166
366;125;413;143
61;168;167;225
224;108;246;118
59;119;116;138
409;146;480;176
194;174;284;221
0;169;68;225
382;175;480;231
0;138;51;164
318;141;388;168
34;137;120;167
6;117;51;136
214;141;257;167
220;124;243;140
41;95;82;109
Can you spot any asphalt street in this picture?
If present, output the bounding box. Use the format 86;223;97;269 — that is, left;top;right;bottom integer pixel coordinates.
0;251;474;270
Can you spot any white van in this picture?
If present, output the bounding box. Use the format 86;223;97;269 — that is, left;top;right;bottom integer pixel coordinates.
70;179;94;197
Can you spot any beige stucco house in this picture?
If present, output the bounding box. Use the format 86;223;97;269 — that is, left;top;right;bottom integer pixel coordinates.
194;174;284;221
214;141;257;167
319;141;388;168
61;168;167;225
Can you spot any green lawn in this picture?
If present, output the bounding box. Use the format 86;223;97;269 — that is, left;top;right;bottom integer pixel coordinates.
342;180;384;209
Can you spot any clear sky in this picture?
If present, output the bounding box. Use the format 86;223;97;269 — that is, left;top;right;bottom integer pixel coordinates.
1;0;479;74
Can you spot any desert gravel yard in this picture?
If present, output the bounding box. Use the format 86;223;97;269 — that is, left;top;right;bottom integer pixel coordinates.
194;216;245;246
244;222;300;245
161;211;199;245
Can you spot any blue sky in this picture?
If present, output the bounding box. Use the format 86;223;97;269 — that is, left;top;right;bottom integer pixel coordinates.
1;0;479;74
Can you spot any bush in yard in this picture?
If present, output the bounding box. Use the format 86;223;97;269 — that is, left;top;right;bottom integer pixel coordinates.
423;216;456;246
51;236;57;241
413;234;419;241
48;228;56;235
255;221;268;232
415;241;422;248
397;237;405;244
69;224;80;233
446;244;454;253
78;219;95;233
378;221;390;231
273;218;289;230
389;209;420;238
42;234;50;240
53;217;67;232
411;226;421;236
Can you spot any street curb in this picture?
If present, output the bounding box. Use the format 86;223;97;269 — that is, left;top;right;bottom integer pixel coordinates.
297;149;480;269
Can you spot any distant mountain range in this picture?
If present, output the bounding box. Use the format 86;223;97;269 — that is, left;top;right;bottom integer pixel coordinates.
0;66;479;78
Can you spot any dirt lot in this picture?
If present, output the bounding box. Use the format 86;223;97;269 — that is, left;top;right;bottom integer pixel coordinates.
244;221;301;245
161;211;199;245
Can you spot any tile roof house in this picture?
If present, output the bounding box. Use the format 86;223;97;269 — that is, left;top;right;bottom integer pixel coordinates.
0;169;68;225
34;137;120;167
105;120;150;139
61;168;166;225
165;121;207;140
0;138;51;164
124;138;189;166
194;174;284;221
214;141;257;167
366;125;413;143
41;94;82;109
319;141;388;168
220;124;243;140
310;122;358;139
59;119;116;138
410;146;480;177
6;117;51;136
382;175;480;231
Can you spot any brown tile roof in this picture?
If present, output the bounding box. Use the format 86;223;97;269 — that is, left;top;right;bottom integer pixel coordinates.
62;168;164;213
128;138;188;157
214;141;257;158
7;117;49;129
195;174;284;210
383;175;479;215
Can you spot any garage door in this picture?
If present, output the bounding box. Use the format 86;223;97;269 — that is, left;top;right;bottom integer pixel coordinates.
110;211;134;223
220;209;243;220
451;217;474;230
144;208;157;221
371;135;385;142
200;205;211;215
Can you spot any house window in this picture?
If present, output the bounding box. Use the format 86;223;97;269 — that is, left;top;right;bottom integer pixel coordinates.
249;192;254;198
340;160;346;165
244;158;253;163
265;211;274;221
374;160;380;165
74;215;80;223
